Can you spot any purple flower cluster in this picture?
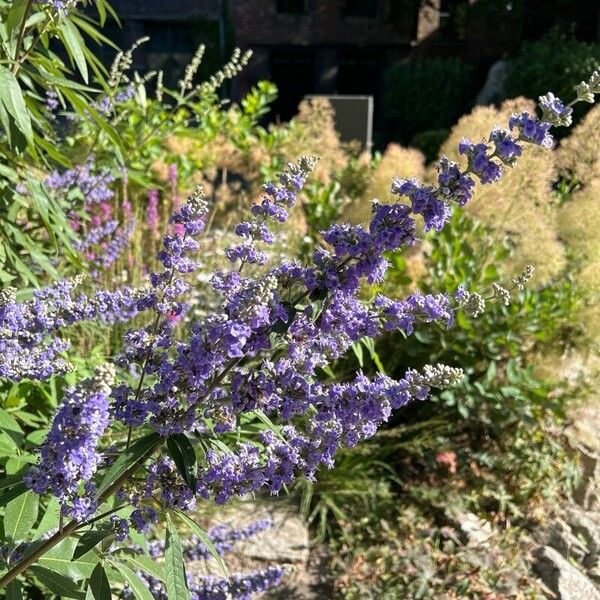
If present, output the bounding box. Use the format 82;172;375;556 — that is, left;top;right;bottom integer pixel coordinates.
508;112;554;148
45;160;114;206
458;138;502;184
538;92;573;127
25;365;115;519
14;81;595;546
148;518;273;560
0;280;145;381
128;566;286;600
226;156;317;267
147;189;160;240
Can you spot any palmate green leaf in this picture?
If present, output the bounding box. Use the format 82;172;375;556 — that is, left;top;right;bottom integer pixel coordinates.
109;561;155;600
165;514;191;600
86;563;111;600
174;509;229;578
0;66;33;142
58;18;88;83
166;434;197;490
97;432;161;496
4;489;38;542
30;566;85;599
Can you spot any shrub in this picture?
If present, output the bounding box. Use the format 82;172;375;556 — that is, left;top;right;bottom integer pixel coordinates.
556;103;600;185
505;28;600;119
383;58;474;145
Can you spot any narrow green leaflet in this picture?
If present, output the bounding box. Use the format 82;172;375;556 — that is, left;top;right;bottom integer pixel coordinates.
86;563;111;600
175;510;229;578
0;66;33;142
58;18;89;82
165;515;191;600
38;538;98;579
30;566;85;599
74;530;115;560
0;407;24;446
35;496;60;536
97;432;161;495
166;434;197;490
122;553;165;582
109;561;155;600
0;481;27;506
6;580;22;600
4;489;38;542
6;0;29;37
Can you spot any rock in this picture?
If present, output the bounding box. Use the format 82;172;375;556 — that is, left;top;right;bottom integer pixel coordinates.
534;545;600;600
221;502;310;564
535;518;588;562
446;510;494;546
475;60;508;106
584;555;600;583
565;506;600;555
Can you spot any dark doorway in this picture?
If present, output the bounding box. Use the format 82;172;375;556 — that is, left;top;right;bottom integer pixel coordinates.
270;49;316;121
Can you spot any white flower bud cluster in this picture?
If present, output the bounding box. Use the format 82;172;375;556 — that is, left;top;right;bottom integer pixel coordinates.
0;287;16;307
421;364;464;388
279;156;319;188
512;264;535;290
155;71;164;102
199;49;253;96
88;364;117;395
575;81;595;104
588;70;600;95
232;275;278;324
457;290;486;317
188;186;209;217
407;364;464;396
492;283;511;305
179;45;206;95
108;37;150;88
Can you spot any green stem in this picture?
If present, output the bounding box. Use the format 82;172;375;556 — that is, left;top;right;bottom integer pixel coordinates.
11;0;35;75
0;438;162;589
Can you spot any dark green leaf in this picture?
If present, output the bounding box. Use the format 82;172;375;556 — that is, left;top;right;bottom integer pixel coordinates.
4;489;38;542
59;19;89;82
174;510;229;577
30;566;85;599
109;561;155;600
0;482;27;506
97;432;161;495
165;514;191;600
6;0;29;36
6;580;23;600
0;66;33;142
0;407;24;446
74;530;114;560
86;563;111;600
166;434;197;490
